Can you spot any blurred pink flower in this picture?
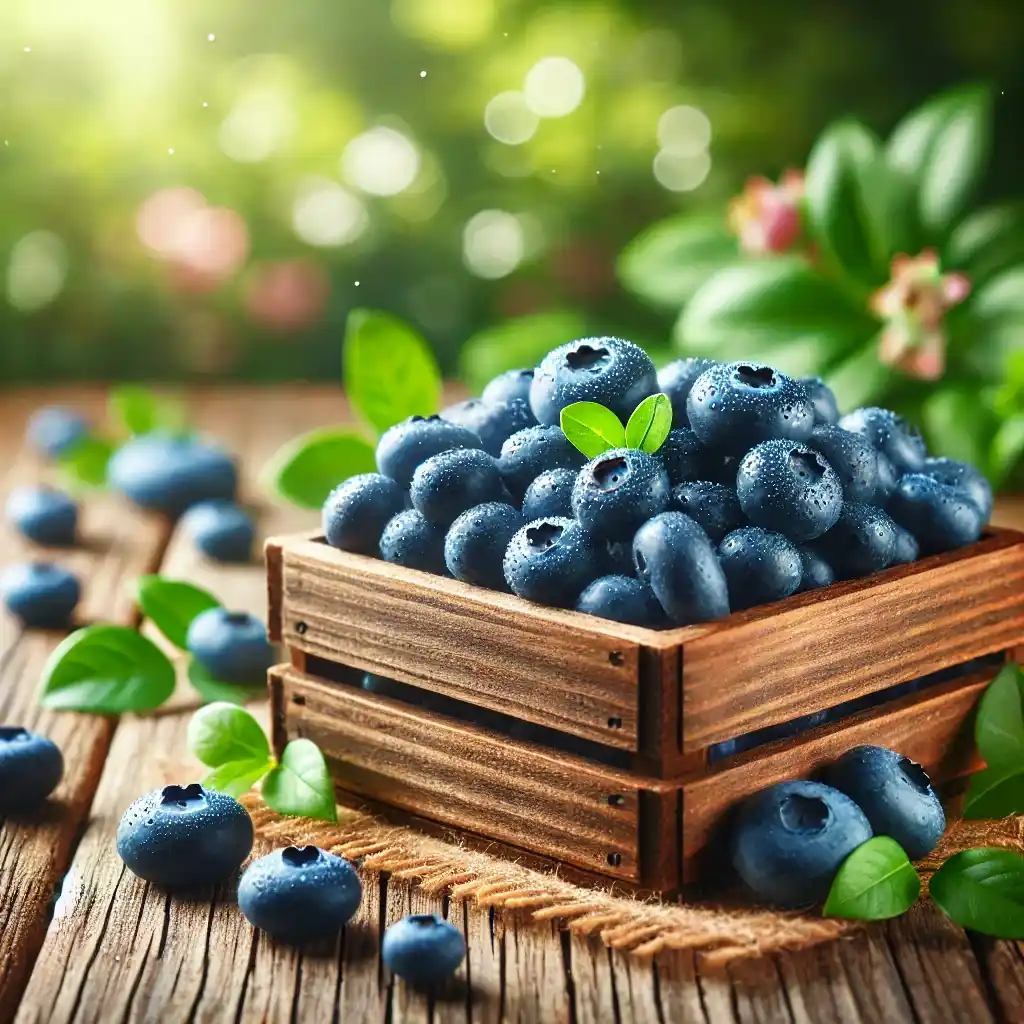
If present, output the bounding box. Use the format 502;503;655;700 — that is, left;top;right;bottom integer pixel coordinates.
728;170;805;255
244;259;330;331
136;188;206;257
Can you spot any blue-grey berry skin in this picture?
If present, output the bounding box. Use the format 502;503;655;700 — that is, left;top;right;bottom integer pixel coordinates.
920;456;993;521
444;502;523;590
730;780;873;907
632;512;730;625
571;449;670;538
0;727;63;814
686;362;815;455
108;434;238;516
670;481;744;544
529;337;657;427
719;527;802;610
575;575;665;628
375;416;482;489
186;608;275;685
736;440;843;541
116;783;253;889
382;913;466;988
411;449;509;527
796;546;835;592
0;563;80;629
813;503;898;579
802;377;840;425
890;524;920;566
657;358;718;427
27;406;88;459
594;535;635;577
503;517;598;608
238;846;361;942
871;451;899;508
482;368;535;407
522;467;576;520
323;473;406;554
658;428;719;487
825;746;945;860
497;425;586;500
807;425;879;504
380;510;447;575
181;500;254;563
441;397;536;457
887;474;985;555
839;407;927;474
5;486;78;547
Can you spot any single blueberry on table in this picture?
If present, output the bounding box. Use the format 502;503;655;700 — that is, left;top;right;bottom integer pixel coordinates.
812;502;898;579
736;440;843;541
825;745;945;860
718;527;802;610
411;448;509;527
497;424;586;500
575;575;664;628
522;467;576;521
323;473;406;554
802;376;840;425
5;486;78;547
796;546;835;592
838;407;927;474
686;362;815;454
670;480;744;544
444;502;523;590
116;783;253;889
181;500;254;563
0;727;63;815
375;415;481;489
481;367;536;407
920;456;993;521
890;523;920;566
887;474;985;555
186;608;275;685
380;509;448;575
657;358;718;427
632;512;730;625
503;517;597;608
571;448;670;538
382;913;467;988
26;405;88;459
440;396;536;457
731;779;873;907
807;425;879;504
529;337;657;427
238;846;362;942
0;563;80;629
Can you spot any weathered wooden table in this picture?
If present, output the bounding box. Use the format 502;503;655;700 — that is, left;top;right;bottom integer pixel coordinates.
2;387;1024;1024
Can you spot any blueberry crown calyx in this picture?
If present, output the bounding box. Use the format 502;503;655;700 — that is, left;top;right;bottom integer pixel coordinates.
160;782;206;807
526;522;564;551
282;845;322;867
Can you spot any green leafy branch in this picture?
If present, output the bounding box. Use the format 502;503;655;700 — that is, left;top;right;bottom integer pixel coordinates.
560;393;673;459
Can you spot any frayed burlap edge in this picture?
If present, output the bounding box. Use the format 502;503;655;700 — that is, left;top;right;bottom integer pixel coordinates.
240;795;1024;965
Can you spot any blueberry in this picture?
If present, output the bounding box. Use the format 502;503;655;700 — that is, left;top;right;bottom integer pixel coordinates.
380;509;447;574
481;367;536;406
0;563;80;628
116;783;253;889
838;407;927;474
503;517;597;607
411;449;509;527
441;397;536;457
576;575;664;627
594;535;635;576
657;358;718;427
813;503;898;579
632;512;730;625
802;377;840;425
873;452;899;506
238;845;361;942
719;527;802;610
181;500;254;563
5;486;78;547
890;524;920;566
571;449;670;538
108;434;238;515
796;546;835;592
0;727;63;814
522;467;576;520
375;415;482;489
444;502;523;590
529;337;657;427
686;362;815;454
920;457;993;521
382;913;466;987
670;481;744;544
26;405;88;459
807;425;879;504
361;673;405;699
736;440;843;541
497;425;585;500
658;428;721;487
825;746;945;860
887;474;985;555
323;473;406;554
186;608;275;685
731;780;873;906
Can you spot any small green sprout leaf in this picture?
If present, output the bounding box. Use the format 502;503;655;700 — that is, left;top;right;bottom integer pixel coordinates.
262;737;337;822
624;393;673;454
823;836;920;921
137;576;221;651
559;402;626;459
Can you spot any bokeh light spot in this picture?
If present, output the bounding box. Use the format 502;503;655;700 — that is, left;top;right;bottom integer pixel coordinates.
523;57;585;118
219;88;297;163
657;105;712;157
463;210;525;279
391;0;495;50
342;127;420;196
6;231;68;312
484;92;539;145
653;149;712;192
292;178;369;247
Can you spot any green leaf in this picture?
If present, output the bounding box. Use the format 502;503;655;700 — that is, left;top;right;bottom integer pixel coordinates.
963;764;1024;819
921;388;994;469
203;758;274;798
625;393;673;454
261;738;337;822
617;212;740;309
262;427;377;510
973;266;1024;322
945;203;1024;286
559;402;626;459
930;847;1024;939
991;416;1024;487
40;625;176;714
57;435;115;491
343;309;441;435
109;385;184;437
823;837;921;920
187;701;270;768
974;663;1024;769
188;660;267;706
137;576;220;651
824;339;894;411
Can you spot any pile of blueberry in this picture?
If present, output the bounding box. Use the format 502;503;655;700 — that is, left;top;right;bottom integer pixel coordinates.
323;339;993;627
732;744;945;906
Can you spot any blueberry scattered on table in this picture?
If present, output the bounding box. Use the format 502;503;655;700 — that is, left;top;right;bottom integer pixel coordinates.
0;563;80;628
181;500;254;563
26;405;88;459
382;913;467;988
186;608;275;685
0;727;63;815
6;486;78;547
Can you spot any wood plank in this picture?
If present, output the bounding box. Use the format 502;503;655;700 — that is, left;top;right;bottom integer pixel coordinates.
974;938;1024;1023
501;915;574;1024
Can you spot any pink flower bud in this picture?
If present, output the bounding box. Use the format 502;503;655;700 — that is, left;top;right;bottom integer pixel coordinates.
728;170;805;255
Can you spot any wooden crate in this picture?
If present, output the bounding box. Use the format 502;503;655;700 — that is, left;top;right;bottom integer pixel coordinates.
266;527;1024;891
